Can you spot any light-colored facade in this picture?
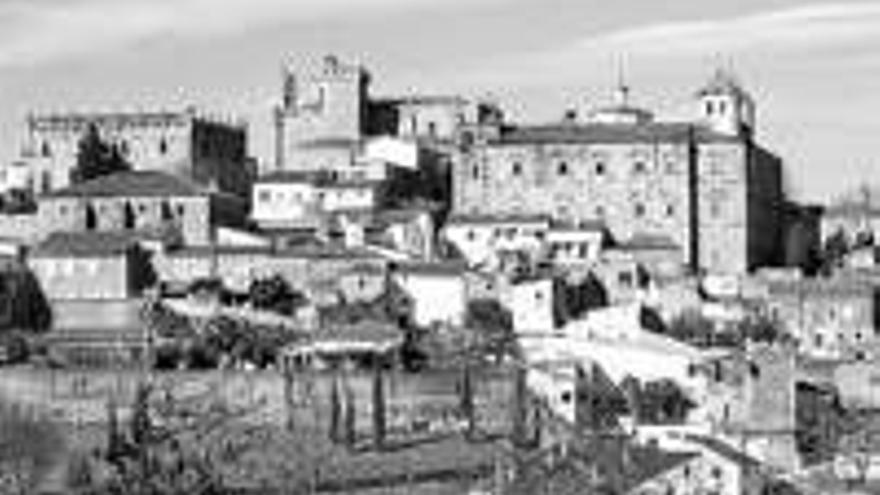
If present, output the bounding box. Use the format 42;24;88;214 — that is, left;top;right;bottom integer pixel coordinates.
453;71;784;275
442;214;551;269
18;107;251;198
392;263;469;328
37;170;248;247
251;171;378;230
28;231;147;301
764;276;876;361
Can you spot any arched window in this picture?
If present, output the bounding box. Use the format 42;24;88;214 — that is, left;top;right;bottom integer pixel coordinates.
41;141;52;158
557;161;568;176
705;100;714;115
512;162;522;176
159;138;168;155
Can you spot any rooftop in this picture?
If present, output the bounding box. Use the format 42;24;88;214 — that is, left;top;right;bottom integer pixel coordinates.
491;122;741;146
46;170;210;199
696;69;751;100
446;213;552;226
393;260;469;277
31;231;140;258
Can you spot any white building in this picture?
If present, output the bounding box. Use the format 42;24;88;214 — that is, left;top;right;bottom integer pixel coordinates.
442;214;551;269
251;170;377;230
392;262;469;328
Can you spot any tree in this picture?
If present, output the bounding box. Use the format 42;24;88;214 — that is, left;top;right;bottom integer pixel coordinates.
465;299;516;363
328;376;342;444
372;366;386;450
248;275;304;316
70;123;130;184
665;310;715;347
820;228;850;275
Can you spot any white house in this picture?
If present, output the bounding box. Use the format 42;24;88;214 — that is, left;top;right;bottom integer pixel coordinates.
251;170;377;230
505;277;556;334
393;262;469;328
442;214;550;269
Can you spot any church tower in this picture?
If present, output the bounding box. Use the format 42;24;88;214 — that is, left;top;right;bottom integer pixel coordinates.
696;68;756;138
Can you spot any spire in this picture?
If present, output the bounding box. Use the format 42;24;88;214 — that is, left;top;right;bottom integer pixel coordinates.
614;55;630;107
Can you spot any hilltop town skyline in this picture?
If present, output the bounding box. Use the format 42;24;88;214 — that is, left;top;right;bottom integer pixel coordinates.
2;0;880;202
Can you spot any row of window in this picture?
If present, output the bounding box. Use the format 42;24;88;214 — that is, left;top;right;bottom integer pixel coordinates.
40;138;170;158
485;159;680;180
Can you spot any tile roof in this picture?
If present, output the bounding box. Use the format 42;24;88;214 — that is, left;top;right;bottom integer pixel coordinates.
446;213;552;225
393;260;469;277
31;231;139;258
683;434;762;469
617;233;681;251
46;170;207;198
490;122;741;146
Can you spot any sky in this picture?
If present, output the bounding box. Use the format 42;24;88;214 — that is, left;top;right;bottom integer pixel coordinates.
1;0;879;203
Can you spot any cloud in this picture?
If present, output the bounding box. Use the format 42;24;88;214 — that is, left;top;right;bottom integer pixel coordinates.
451;2;880;88
0;0;498;70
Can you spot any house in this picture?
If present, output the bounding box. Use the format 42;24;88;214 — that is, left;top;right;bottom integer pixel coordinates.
763;275;876;361
28;231;155;301
281;320;403;370
38;170;248;247
506;277;556;333
546;219;608;267
392;261;469;328
442;214;551;269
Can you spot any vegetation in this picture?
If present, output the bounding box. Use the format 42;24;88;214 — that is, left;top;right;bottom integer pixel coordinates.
819;227;851;276
620;376;695;425
70;123;131;184
663;309;785;349
465;299;516;364
248;275;306;316
0;397;64;493
552;273;609;326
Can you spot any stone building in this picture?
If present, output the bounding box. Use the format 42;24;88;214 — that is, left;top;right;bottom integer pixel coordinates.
28;231;153;301
18;107;252;198
453;70;784;275
763;276;877;361
38;170;248;247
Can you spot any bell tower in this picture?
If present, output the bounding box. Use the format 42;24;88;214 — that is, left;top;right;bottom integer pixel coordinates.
697;68;755;138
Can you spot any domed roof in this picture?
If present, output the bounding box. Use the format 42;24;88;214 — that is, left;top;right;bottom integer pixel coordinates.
697;68;750;99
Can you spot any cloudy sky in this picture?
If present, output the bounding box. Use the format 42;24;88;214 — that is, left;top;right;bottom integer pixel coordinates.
1;0;879;202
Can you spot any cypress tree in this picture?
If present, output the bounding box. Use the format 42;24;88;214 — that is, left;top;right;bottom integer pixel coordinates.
343;381;357;450
372;365;386;450
328;375;342;443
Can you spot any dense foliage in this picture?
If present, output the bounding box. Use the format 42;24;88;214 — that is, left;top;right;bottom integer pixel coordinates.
70;123;131;184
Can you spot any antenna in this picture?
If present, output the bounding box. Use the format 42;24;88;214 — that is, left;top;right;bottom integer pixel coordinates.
614;54;630;106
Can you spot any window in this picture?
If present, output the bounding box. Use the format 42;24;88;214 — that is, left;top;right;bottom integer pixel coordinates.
578;244;589;258
471;165;480;180
710;201;721;218
176;204;185;217
595;162;606;176
466;230;476;241
160;201;173;221
41;141;51;157
512;162;522;176
41;171;52;193
85;204;97;230
560;391;572;403
665;160;677;174
618;271;633;287
634;203;646;217
718;101;727;114
666;204;675;217
120;140;130;156
123;202;136;229
557;161;568;176
815;334;824;348
595;205;605;217
705;100;714;115
633;161;646;174
427;121;437;137
711;466;723;479
258;190;271;203
159;138;168;155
